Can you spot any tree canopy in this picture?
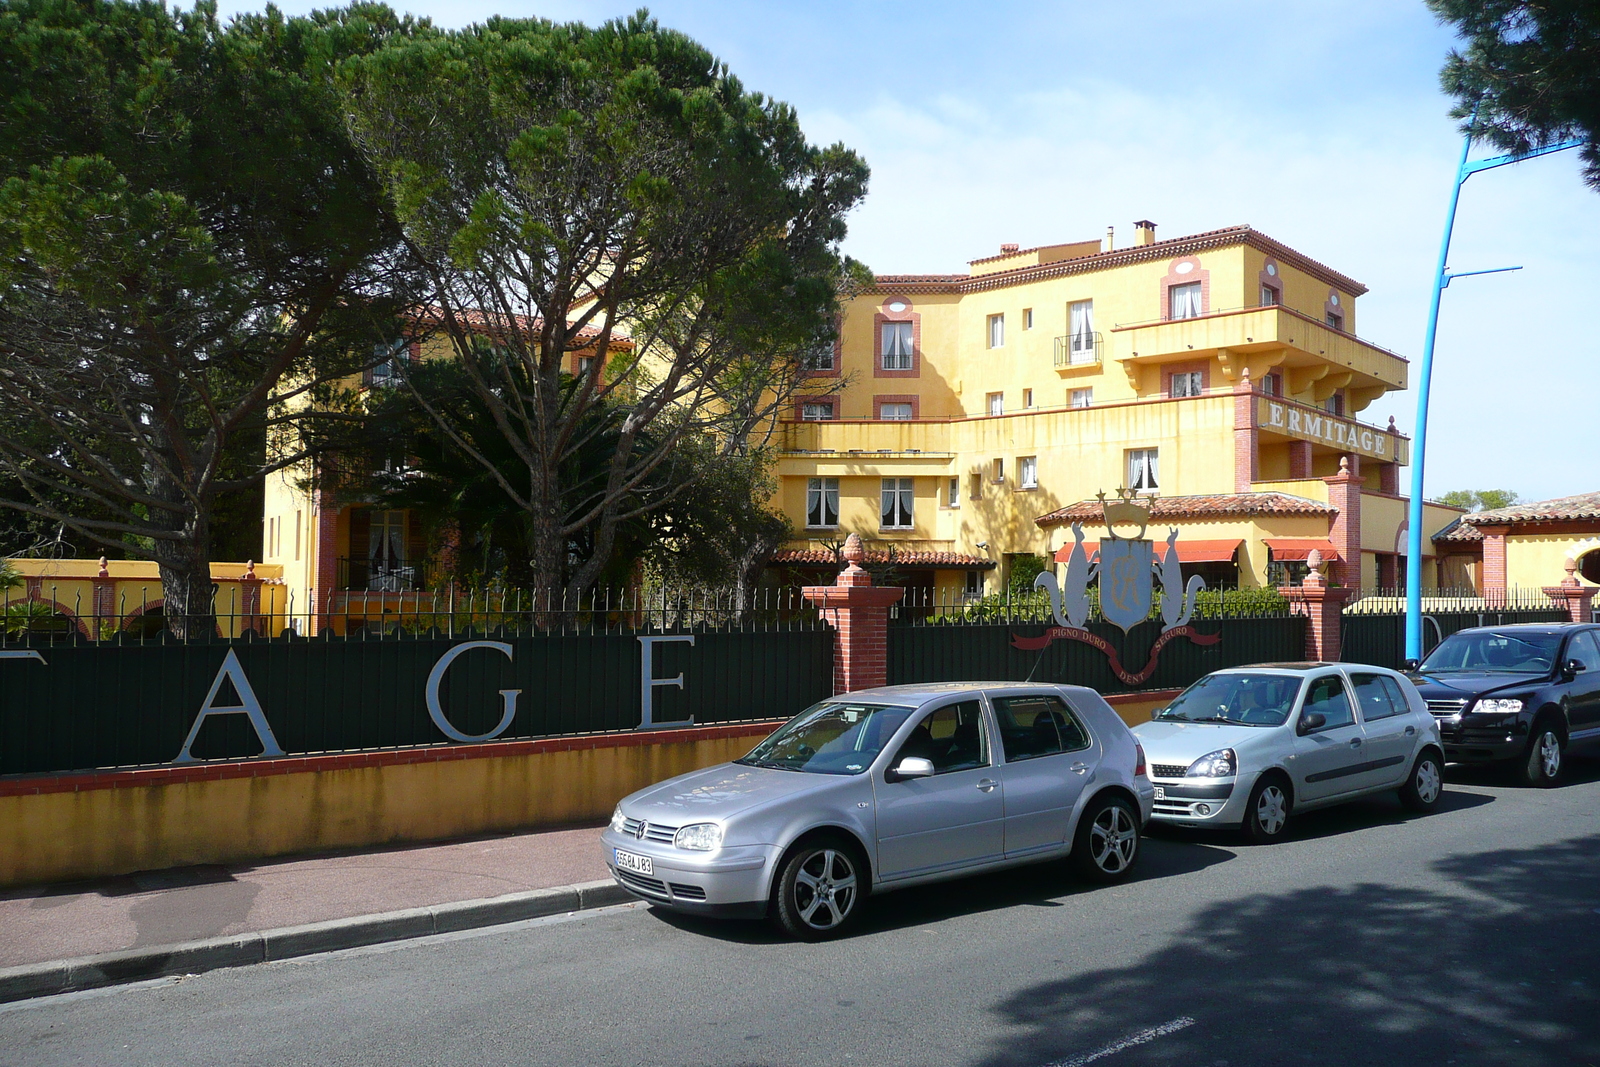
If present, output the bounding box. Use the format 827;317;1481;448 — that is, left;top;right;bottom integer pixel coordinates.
1437;489;1521;511
1430;0;1600;186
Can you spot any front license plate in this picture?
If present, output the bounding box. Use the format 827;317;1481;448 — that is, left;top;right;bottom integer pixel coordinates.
614;849;652;876
1152;786;1166;801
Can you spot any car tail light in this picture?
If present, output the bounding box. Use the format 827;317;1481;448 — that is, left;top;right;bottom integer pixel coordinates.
1134;742;1147;778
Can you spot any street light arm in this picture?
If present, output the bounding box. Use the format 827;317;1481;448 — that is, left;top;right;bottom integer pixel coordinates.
1462;139;1585;177
1441;266;1522;289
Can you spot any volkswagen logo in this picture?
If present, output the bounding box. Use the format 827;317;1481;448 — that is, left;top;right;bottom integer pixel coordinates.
634;820;647;840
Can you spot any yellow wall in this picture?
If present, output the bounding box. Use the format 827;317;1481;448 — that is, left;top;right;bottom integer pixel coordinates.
1506;533;1600;590
0;731;767;889
6;559;288;637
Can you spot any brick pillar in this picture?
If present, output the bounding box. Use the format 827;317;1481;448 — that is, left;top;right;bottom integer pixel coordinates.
1288;441;1313;479
1543;558;1596;623
1378;462;1399;495
313;490;339;635
1323;455;1362;587
1280;549;1352;661
803;534;904;694
1233;371;1258;492
1479;524;1508;606
91;556;116;637
239;561;264;635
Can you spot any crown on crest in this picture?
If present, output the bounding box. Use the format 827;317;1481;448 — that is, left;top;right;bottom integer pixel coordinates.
1098;488;1150;541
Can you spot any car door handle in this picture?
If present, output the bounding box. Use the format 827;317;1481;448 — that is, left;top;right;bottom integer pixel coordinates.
1405;725;1416;736
1348;738;1363;748
976;779;998;792
1069;762;1089;775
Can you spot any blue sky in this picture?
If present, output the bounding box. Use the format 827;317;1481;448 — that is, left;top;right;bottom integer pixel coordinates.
224;0;1599;503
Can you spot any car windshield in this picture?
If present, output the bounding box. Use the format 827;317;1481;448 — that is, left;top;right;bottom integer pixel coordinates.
1421;631;1562;674
736;702;915;775
1155;673;1304;727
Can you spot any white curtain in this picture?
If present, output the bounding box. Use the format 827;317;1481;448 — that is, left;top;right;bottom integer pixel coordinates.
882;322;912;368
1170;283;1201;319
1070;301;1093;358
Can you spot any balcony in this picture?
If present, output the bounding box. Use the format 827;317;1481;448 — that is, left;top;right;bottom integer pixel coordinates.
1052;332;1102;370
1111;305;1408;392
336;557;439;593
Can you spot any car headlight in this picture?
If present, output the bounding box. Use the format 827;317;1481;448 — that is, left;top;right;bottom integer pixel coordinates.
1186;748;1236;777
1473;698;1524;715
609;806;628;834
673;823;724;851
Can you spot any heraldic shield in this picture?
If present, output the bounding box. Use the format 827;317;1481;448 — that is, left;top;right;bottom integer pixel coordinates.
1098;537;1154;633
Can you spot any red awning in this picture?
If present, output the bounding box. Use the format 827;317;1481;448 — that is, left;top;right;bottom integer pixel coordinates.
1056;539;1242;563
1264;538;1341;562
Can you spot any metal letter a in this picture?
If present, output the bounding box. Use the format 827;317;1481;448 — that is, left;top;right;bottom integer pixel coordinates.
174;648;285;763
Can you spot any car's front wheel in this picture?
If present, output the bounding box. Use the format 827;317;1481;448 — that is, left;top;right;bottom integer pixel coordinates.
1069;793;1141;883
1240;773;1292;844
1514;721;1564;788
1399;749;1444;812
772;836;866;941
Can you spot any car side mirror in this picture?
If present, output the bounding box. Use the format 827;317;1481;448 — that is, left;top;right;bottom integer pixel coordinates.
1564;659;1585;678
1402;658;1420;672
887;756;935;782
1150;708;1165;721
1297;710;1326;735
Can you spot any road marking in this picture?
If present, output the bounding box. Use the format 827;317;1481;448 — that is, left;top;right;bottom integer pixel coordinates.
1042;1016;1196;1067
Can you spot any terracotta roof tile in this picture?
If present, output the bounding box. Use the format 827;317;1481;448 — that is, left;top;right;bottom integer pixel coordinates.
771;549;996;569
1432;518;1485;543
1462;491;1600;527
1035;492;1334;528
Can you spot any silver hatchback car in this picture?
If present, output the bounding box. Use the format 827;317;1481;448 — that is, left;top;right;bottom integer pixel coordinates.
601;682;1155;939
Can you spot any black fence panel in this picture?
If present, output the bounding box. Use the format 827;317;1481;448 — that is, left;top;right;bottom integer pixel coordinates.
1341;608;1569;669
0;628;833;776
887;616;1307;693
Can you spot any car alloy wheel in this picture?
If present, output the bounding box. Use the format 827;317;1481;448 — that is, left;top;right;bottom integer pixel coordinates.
1070;794;1141;883
1519;726;1563;787
774;839;863;940
1400;751;1443;812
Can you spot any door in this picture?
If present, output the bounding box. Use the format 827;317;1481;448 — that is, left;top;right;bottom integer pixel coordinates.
1288;673;1370;803
1348;672;1415;790
1561;630;1600;735
990;694;1096;858
873;700;1005;879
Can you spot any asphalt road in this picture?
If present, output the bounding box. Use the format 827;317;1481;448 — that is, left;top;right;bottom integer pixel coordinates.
5;755;1600;1067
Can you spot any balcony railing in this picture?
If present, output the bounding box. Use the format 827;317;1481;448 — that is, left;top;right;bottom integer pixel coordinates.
1053;331;1102;368
336;557;439;593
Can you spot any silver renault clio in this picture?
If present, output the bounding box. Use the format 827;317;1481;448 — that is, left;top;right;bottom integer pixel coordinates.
601;682;1154;940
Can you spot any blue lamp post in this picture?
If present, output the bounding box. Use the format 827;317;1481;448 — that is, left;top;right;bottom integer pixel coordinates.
1405;129;1582;662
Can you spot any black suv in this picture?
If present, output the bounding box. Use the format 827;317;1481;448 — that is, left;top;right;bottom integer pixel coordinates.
1405;623;1600;786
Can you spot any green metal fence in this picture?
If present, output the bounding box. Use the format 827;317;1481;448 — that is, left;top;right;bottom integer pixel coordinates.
0;625;834;777
1340;589;1569;669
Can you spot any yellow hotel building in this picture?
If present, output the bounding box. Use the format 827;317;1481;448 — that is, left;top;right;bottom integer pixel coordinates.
769;221;1463;600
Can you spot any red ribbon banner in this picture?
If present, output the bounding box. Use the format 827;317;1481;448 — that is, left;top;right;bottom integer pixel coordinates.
1009;625;1221;686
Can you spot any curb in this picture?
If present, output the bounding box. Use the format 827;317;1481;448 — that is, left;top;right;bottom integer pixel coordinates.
0;879;633;1005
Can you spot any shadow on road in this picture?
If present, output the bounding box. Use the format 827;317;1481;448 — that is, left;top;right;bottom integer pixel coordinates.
967;831;1600;1067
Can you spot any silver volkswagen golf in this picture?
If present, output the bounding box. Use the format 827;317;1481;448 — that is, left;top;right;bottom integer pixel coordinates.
601;682;1155;939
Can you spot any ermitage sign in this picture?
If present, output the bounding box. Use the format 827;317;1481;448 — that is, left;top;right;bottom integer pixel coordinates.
1016;490;1220;685
0;637;699;765
1256;397;1397;463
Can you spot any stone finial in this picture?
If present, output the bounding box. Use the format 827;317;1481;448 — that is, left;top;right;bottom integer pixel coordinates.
841;533;865;567
97;556;109;579
245;560;256;580
1388;416;1397;432
1563;556;1580;587
1338;455;1350;475
1305;548;1327;587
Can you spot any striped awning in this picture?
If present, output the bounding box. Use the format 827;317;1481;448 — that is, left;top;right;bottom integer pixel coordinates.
1055;538;1242;564
1263;538;1341;562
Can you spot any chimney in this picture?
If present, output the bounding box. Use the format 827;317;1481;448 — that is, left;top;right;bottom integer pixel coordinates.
1000;242;1019;254
1134;220;1157;246
1104;226;1114;252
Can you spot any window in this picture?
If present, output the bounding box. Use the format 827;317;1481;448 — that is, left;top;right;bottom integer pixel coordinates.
1169;371;1204;398
1326;311;1344;331
1023;308;1034;330
893;701;989;774
1301;675;1354;730
1068;300;1095;362
1321;391;1345;416
294;510;302;562
1070;387;1093;408
1127;448;1158;492
991;458;1005;484
578;356;595;377
1022;388;1033;408
1351;673;1401;722
801;344;835;372
801;401;835;421
879;402;913;420
369;339;409;386
988;314;1005;348
1378;676;1415;718
881;478;914;529
806;477;839;528
1019;456;1038;489
1260;284;1280;306
987;392;1004;417
964;570;984;599
1261;373;1282;397
881;321;914;370
1169;282;1202;320
947;477;960;508
992;696;1089;762
970;472;983;500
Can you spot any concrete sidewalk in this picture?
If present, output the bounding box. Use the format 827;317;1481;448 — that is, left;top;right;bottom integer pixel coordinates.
0;823;626;1001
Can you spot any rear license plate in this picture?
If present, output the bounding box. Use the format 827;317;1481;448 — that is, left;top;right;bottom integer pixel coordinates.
1152;786;1166;801
614;849;652;876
